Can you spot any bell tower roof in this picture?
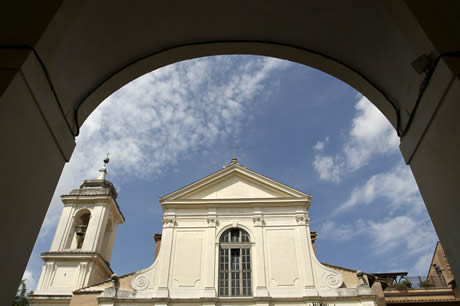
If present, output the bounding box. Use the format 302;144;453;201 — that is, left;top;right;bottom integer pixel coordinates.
62;155;118;199
60;156;124;223
64;178;118;199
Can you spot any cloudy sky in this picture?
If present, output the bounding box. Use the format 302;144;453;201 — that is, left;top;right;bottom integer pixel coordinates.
24;55;438;291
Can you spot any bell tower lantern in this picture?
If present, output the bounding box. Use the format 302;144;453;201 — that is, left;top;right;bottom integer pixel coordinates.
34;157;125;295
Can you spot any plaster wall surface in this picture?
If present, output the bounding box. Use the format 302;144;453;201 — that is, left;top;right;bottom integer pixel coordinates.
34;259;105;296
69;294;98;306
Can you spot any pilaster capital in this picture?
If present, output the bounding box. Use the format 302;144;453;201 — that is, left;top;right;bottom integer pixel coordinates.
162;217;176;228
295;213;309;225
207;216;218;227
252;215;265;226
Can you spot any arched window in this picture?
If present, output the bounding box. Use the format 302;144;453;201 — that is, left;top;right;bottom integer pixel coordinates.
219;228;251;296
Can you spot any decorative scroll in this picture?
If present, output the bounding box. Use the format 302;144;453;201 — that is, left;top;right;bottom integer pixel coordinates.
131;259;157;292
321;270;343;288
132;274;150;291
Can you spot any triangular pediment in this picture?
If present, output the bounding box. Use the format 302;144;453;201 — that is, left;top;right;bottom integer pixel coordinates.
160;161;310;203
183;173;287;199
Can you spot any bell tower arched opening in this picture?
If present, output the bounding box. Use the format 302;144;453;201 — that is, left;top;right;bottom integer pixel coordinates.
65;209;91;250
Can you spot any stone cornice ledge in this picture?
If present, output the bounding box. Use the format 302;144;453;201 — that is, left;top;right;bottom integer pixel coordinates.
41;251;113;274
28;295;72;300
98;294;376;303
161;197;311;208
316;287;374;297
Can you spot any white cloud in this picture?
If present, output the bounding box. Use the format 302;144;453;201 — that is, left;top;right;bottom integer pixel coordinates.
311;94;435;274
367;216;415;252
319;219;366;241
319;215;437;262
344;95;400;171
313;136;329;152
411;252;434;276
319;161;436;261
367;216;437;256
22;270;36;292
312;95;399;182
328;159;436;261
336;162;424;215
312;155;341;183
319;153;437;274
36;56;291;238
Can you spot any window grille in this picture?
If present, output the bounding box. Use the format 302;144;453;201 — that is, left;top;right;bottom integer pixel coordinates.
219;228;252;296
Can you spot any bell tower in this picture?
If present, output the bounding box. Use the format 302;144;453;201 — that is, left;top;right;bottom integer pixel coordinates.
34;157;124;295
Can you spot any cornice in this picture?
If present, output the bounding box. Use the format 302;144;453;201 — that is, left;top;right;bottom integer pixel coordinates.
97;294;377;303
160;163;311;202
28;295;72;300
41;251;113;275
161;197;311;209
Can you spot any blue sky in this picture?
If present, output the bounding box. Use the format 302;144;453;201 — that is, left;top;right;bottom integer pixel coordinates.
24;55;438;290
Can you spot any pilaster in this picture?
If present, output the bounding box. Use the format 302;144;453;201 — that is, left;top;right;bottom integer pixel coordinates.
84;205;105;251
156;214;176;297
203;209;218;297
50;206;73;251
253;208;269;297
295;212;316;289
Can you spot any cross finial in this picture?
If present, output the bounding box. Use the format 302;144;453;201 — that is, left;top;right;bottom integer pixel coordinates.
232;145;239;159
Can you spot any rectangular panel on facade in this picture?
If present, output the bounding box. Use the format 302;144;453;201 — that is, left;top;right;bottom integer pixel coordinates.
172;231;204;287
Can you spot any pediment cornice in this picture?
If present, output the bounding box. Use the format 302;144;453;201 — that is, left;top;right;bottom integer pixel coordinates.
160;162;311;206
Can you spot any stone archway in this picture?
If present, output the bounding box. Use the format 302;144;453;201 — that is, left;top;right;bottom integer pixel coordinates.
1;1;459;303
74;41;400;133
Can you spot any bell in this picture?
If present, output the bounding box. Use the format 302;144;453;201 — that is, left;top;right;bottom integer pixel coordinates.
75;224;87;236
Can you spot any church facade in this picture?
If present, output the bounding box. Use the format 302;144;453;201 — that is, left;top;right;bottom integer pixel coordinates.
29;159;377;306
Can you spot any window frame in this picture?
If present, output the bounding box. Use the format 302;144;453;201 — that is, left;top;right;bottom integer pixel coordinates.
218;228;252;297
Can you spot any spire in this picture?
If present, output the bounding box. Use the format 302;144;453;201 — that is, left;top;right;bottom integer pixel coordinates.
97;153;110;180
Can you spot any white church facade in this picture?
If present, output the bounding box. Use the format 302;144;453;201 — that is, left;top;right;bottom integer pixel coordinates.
29;159;377;306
